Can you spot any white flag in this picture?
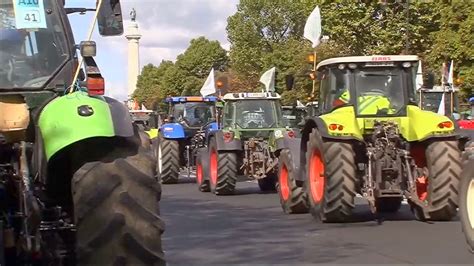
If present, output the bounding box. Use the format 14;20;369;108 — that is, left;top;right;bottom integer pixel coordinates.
259;67;276;92
447;60;454;85
141;104;147;110
416;60;423;91
437;93;445;115
297;100;305;107
200;68;216;97
303;6;322;48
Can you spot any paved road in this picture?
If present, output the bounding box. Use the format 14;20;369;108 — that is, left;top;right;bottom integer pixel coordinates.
160;177;473;265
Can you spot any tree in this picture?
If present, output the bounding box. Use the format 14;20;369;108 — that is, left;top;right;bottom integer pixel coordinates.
134;37;229;107
226;0;469;102
176;37;229;78
425;1;474;96
134;61;174;108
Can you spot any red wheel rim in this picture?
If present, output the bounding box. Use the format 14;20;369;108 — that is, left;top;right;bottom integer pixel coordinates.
416;175;428;202
196;162;203;185
210;149;217;185
279;164;290;201
309;149;325;203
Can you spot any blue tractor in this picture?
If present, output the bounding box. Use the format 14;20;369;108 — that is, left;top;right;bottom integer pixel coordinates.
157;96;220;183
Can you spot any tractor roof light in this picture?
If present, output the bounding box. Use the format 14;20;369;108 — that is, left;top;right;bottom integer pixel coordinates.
348;63;357;69
338;64;346;70
402;62;412;68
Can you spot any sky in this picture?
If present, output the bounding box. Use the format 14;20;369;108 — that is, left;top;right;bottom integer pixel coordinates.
66;0;239;100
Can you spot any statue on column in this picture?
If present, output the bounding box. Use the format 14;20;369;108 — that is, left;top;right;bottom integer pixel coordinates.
130;8;137;22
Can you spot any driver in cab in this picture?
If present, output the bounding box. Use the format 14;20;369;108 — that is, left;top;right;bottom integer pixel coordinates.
333;78;395;115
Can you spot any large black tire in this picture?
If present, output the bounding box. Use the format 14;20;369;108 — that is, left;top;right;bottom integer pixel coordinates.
196;149;210;192
277;148;309;214
258;174;277;192
375;197;402;213
72;145;165;265
306;129;357;222
209;138;237;195
460;142;474;252
420;140;462;221
157;137;180;184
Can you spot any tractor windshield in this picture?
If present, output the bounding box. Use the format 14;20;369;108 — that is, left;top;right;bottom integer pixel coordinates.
225;99;282;129
320;65;415;116
172;102;215;128
0;0;68;89
354;69;405;116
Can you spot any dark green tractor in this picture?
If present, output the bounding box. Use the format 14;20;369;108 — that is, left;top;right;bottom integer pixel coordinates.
0;0;164;265
195;92;297;195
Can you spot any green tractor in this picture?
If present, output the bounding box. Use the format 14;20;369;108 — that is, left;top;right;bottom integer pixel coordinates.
278;55;462;222
0;0;164;265
196;92;297;195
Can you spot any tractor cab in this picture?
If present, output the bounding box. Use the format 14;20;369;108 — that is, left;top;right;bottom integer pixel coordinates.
222;92;285;138
306;101;319;117
317;55;420;118
418;86;460;118
282;105;306;129
418;86;474;130
160;96;219;139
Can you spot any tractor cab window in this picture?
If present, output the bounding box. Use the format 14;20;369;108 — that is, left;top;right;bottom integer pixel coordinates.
0;0;68;89
229;99;282;129
172;102;215;128
319;68;350;113
354;68;405;116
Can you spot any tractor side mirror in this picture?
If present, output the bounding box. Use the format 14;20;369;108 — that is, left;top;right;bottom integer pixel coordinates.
97;0;124;36
80;41;97;57
285;75;295;90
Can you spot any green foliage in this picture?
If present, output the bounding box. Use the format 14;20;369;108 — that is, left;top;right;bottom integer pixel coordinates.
136;0;473;106
425;1;474;96
226;0;473;101
134;37;229;108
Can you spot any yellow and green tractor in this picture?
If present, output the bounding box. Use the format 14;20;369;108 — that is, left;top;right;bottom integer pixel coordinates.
278;55;462;222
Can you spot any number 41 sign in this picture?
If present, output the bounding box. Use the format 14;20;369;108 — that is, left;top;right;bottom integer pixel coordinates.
12;0;47;29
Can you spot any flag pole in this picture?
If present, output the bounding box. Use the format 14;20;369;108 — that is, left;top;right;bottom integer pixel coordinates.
311;50;317;98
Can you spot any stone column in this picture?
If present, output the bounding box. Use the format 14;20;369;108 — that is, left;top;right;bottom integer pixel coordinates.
125;20;142;100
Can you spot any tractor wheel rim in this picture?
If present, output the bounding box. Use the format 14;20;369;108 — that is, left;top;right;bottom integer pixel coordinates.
309;149;325;203
196;162;203;185
467;178;474;229
210;149;217;186
279;164;290;201
158;143;163;174
415;168;428;202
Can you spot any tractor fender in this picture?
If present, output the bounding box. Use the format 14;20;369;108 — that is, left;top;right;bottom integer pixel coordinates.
209;131;243;151
300;117;363;174
159;123;185;139
196;147;210;178
276;136;304;182
301;117;361;145
38;92;134;161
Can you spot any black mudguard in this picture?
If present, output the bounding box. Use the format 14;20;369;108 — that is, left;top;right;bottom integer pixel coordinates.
104;96;134;138
277;136;304;182
209;131;243;151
